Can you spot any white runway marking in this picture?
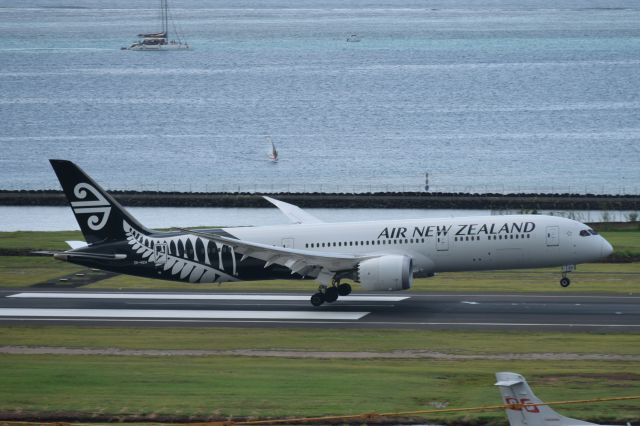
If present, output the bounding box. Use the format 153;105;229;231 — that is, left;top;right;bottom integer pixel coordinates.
8;292;409;302
0;308;369;321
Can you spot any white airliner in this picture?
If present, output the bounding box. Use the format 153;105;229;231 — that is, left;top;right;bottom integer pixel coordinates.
48;160;613;306
496;372;626;426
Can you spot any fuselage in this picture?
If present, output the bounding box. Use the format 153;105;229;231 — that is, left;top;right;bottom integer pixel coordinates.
66;214;613;286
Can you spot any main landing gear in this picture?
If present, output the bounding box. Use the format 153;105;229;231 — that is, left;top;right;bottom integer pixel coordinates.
310;281;352;306
560;264;575;288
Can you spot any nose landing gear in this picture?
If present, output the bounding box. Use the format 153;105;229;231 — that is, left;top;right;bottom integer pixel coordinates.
560;264;575;287
309;280;352;306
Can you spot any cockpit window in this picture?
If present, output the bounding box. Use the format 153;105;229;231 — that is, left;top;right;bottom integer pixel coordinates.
589;229;599;235
579;230;591;237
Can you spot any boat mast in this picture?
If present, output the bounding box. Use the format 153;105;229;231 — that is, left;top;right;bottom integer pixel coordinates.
162;0;168;37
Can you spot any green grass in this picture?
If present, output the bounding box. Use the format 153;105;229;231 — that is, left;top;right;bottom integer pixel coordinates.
0;256;84;287
0;355;638;422
72;262;640;294
0;255;638;293
1;326;639;355
0;230;84;251
600;230;640;258
0;326;638;422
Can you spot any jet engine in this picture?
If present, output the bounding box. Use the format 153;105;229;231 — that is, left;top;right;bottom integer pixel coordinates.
356;255;413;291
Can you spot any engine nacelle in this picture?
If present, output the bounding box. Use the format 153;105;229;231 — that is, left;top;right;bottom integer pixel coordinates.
356;255;413;291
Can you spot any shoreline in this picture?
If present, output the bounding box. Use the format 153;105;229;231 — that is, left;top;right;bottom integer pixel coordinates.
1;190;639;210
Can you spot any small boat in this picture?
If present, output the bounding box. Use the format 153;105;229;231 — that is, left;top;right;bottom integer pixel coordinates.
346;34;361;42
267;137;278;162
122;0;190;51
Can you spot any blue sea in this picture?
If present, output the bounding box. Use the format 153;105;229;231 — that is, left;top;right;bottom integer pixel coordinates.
1;0;639;193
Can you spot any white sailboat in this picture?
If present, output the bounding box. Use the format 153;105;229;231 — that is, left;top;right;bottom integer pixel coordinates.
267;137;278;162
122;0;190;51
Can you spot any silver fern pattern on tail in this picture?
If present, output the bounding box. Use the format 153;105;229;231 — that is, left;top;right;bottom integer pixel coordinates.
123;221;239;283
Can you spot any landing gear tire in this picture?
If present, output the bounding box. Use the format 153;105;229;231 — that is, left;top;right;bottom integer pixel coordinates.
310;292;325;307
324;286;339;303
337;283;352;296
560;277;571;288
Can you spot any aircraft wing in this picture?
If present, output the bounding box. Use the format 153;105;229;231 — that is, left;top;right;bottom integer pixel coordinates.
263;196;324;224
177;228;371;276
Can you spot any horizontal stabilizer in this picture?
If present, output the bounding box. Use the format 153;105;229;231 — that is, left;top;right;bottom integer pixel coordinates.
66;240;88;249
53;252;127;261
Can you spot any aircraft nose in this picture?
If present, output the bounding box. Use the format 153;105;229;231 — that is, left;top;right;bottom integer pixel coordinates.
601;239;613;258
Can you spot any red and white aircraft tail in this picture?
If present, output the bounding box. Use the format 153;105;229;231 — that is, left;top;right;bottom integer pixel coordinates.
495;372;601;426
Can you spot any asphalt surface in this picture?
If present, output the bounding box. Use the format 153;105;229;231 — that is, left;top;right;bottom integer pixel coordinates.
0;289;639;331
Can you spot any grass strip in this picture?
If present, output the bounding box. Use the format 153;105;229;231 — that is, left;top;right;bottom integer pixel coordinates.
1;326;639;355
0;256;83;287
0;254;638;293
0;355;638;422
79;262;640;293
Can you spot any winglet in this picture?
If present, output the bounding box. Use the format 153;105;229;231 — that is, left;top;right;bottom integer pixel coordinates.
263;196;323;224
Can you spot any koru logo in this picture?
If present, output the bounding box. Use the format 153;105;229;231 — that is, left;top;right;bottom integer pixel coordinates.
70;183;111;230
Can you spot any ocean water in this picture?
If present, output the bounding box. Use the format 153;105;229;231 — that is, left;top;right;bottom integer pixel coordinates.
0;0;639;193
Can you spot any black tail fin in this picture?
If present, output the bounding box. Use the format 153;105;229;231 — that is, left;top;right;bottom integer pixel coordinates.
49;159;151;244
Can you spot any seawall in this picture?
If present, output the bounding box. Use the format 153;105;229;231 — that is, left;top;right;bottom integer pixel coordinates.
1;190;639;210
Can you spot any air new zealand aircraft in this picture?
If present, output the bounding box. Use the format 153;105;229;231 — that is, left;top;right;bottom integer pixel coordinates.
48;160;613;306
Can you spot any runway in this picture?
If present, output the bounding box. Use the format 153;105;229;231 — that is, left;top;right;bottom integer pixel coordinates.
1;290;639;331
